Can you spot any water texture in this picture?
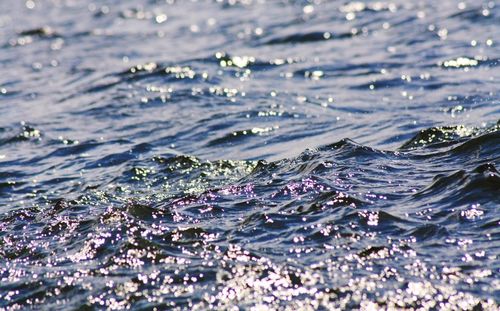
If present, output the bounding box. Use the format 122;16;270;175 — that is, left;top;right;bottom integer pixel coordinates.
0;0;499;309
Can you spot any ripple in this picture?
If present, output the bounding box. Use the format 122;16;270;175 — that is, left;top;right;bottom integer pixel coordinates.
0;0;499;309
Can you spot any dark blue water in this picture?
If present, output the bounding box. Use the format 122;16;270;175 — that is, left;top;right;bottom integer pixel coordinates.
0;0;499;309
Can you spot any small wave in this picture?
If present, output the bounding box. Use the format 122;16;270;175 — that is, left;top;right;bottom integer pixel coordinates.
400;120;499;150
262;31;352;45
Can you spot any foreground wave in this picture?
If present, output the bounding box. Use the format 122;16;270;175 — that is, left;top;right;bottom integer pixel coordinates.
1;123;498;309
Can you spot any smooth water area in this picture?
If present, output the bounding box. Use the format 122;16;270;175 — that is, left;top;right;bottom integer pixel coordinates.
0;0;499;309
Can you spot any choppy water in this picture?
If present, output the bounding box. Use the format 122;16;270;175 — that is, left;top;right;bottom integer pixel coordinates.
0;0;499;309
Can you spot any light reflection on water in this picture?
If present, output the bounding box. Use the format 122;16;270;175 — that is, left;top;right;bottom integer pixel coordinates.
0;0;499;309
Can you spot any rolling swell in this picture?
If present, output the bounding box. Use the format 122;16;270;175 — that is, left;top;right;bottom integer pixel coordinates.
1;123;499;309
1;0;499;309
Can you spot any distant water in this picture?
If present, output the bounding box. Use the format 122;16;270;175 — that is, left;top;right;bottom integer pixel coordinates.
0;0;499;309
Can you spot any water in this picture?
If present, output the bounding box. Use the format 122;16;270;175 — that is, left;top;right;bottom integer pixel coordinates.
0;0;499;309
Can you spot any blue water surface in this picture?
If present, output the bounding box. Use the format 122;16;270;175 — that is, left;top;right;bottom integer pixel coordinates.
0;0;499;309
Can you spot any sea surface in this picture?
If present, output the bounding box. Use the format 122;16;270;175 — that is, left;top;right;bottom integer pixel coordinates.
0;0;499;309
